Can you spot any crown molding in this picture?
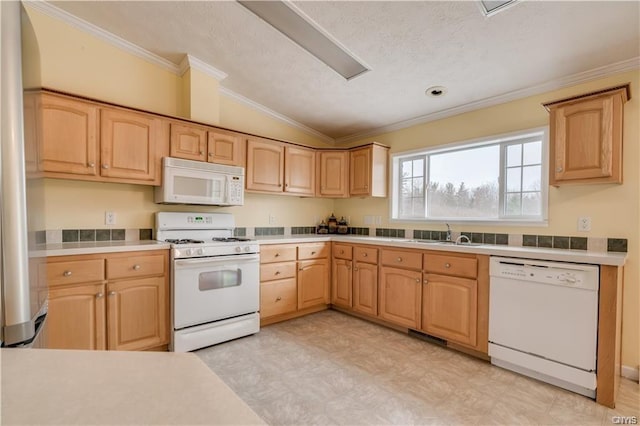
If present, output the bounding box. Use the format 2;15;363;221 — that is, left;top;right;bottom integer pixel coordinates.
179;54;228;81
335;56;640;144
219;87;335;144
24;0;180;74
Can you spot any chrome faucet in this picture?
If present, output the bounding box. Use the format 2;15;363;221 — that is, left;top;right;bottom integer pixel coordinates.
455;234;471;245
445;223;452;241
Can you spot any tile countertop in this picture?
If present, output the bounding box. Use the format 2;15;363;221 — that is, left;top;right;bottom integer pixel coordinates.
255;235;627;266
30;240;172;257
1;348;265;425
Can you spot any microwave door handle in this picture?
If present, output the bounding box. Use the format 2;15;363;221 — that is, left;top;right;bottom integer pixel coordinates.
174;254;259;267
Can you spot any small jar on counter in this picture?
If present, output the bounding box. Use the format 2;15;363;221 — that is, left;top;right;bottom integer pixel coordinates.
337;217;348;234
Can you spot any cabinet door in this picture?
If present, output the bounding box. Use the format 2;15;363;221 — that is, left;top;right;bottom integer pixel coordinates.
298;259;330;309
36;93;99;176
331;258;352;308
100;108;161;184
284;145;315;196
208;130;245;166
170;123;207;162
353;262;378;316
551;92;624;184
378;266;422;329
349;146;371;196
246;137;284;192
107;276;168;351
422;274;477;346
317;151;349;197
46;283;106;350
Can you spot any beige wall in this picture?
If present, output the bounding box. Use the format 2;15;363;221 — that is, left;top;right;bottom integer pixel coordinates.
21;4;639;371
335;70;640;370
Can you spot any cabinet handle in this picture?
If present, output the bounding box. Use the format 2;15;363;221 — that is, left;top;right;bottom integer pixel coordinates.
556;167;563;173
311;251;316;255
363;253;368;257
285;183;289;187
208;152;213;157
445;263;451;268
199;150;204;155
415;278;420;283
299;268;304;271
275;271;281;275
276;296;282;302
88;162;95;168
354;267;359;271
102;164;110;169
275;253;280;257
133;264;141;270
96;292;104;298
364;184;368;189
278;183;282;187
423;280;428;285
63;270;72;277
397;257;403;262
108;291;116;296
340;250;344;254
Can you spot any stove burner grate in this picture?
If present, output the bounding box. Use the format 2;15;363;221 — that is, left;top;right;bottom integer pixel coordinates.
211;237;252;242
165;239;205;244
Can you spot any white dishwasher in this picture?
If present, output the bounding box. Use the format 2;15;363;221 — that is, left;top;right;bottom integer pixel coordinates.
488;256;599;398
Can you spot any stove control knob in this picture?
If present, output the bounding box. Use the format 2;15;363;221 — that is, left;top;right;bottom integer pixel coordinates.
197;248;205;255
235;246;242;253
244;246;251;252
185;249;192;256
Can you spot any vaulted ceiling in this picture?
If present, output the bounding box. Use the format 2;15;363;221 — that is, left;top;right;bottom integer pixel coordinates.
50;1;640;142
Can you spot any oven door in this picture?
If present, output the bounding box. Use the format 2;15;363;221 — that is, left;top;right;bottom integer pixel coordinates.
173;254;259;329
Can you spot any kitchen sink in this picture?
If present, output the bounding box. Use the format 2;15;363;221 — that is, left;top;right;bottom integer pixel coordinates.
413;239;483;247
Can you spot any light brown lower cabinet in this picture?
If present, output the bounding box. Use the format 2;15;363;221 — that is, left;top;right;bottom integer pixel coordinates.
47;283;107;350
421;273;477;347
44;251;169;351
298;259;330;309
353;262;378;316
331;258;352;308
378;266;422;329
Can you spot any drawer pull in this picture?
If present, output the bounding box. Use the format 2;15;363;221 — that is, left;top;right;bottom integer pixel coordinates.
415;278;420;283
276;296;282;302
354;267;359;271
363;253;368;257
275;271;281;275
423;279;428;285
208;152;213;157
445;263;451;268
108;291;116;296
556;167;563;173
63;270;72;277
275;253;280;257
397;257;403;262
199;150;204;155
340;250;344;254
311;251;316;255
96;292;104;298
102;164;110;169
133;264;141;270
299;268;304;271
88;162;95;168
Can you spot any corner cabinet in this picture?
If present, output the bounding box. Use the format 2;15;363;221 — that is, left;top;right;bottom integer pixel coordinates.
544;84;630;186
317;151;349;198
43;250;170;351
349;144;389;197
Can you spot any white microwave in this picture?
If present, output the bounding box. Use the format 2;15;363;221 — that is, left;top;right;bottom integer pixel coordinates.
155;157;244;206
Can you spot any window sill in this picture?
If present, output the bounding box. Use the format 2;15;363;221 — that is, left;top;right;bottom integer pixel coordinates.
389;217;549;227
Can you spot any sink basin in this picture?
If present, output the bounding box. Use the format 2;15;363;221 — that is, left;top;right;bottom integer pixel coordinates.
412;239;483;247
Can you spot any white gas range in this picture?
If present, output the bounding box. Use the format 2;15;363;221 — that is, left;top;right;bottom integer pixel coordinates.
155;212;260;352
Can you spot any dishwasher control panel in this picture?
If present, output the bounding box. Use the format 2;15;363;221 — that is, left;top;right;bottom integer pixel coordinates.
489;257;599;291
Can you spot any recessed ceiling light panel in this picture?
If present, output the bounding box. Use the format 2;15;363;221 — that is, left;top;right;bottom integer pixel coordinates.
238;1;370;80
479;0;518;17
425;86;447;97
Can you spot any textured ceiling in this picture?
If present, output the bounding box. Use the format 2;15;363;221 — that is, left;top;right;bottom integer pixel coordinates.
49;1;640;141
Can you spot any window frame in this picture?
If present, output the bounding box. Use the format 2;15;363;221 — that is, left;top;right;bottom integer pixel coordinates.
390;127;549;226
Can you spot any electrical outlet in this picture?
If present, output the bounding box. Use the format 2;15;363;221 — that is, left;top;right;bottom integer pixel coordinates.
375;216;382;225
105;211;116;226
268;213;276;225
577;216;591;232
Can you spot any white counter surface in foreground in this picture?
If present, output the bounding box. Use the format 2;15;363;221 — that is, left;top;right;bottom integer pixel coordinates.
1;348;265;425
255;235;627;266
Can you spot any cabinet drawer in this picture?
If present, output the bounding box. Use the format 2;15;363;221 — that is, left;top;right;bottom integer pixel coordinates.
45;259;105;287
332;244;353;260
260;262;296;282
354;246;378;264
260;245;297;263
106;254;166;280
298;243;329;260
424;253;477;278
380;249;422;270
260;278;297;318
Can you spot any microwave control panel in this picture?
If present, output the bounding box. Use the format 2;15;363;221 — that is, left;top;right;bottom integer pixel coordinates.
228;176;244;204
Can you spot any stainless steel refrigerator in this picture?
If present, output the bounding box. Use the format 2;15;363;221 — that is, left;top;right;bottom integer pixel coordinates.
1;0;48;348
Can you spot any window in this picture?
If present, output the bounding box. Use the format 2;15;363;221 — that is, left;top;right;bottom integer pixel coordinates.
391;128;547;223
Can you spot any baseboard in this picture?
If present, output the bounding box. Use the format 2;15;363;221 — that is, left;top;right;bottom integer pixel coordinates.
621;365;639;382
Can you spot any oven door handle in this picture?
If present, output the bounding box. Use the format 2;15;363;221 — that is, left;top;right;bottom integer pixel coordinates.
174;254;259;267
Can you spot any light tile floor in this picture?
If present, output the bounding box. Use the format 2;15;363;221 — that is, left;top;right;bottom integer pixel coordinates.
196;311;639;426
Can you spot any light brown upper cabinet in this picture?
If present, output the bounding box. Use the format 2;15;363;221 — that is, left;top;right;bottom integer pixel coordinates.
246;137;315;196
169;122;208;162
349;143;389;197
246;137;285;192
27;91;167;186
543;84;630;186
208;129;246;167
33;92;99;177
317;150;349;198
100;107;163;184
